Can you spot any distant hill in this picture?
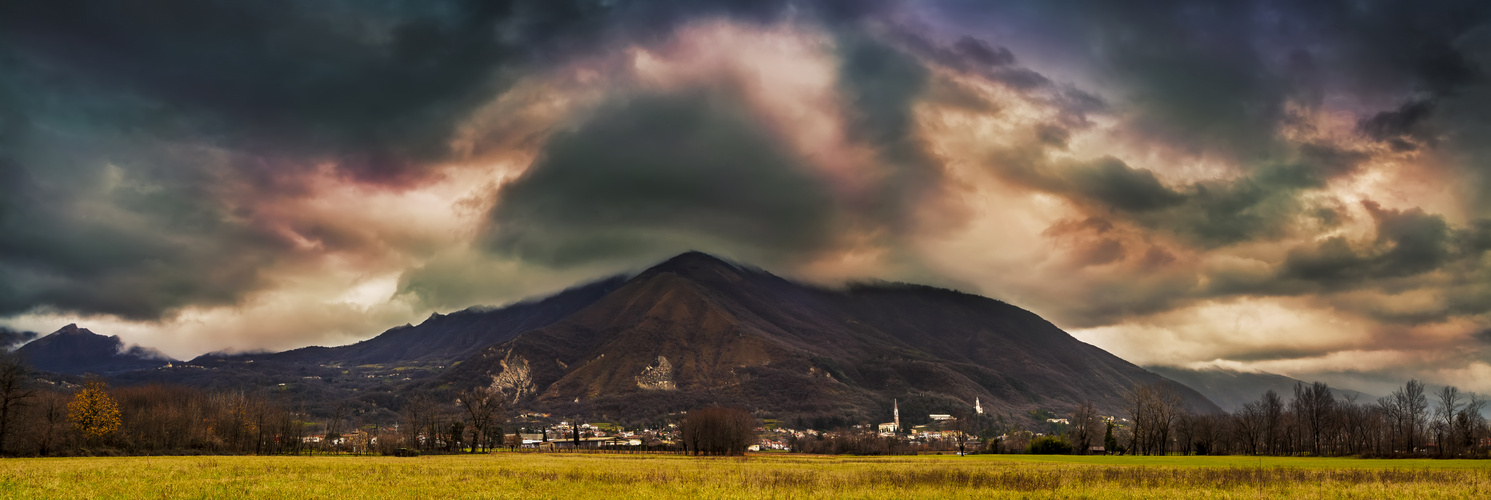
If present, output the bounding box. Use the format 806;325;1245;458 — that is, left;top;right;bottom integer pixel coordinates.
17;324;173;375
1147;366;1374;412
439;252;1220;426
191;276;627;366
0;327;38;351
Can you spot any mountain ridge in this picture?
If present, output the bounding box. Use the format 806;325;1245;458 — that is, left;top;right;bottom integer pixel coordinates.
436;251;1221;424
190;275;629;365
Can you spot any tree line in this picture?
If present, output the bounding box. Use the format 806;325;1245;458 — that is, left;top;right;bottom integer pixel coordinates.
0;351;516;456
1079;379;1491;457
0;351;320;456
0;351;708;457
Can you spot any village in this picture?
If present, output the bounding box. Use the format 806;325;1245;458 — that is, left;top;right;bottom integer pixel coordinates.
290;398;1108;456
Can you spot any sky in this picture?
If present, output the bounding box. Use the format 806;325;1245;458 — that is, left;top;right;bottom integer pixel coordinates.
2;0;1489;396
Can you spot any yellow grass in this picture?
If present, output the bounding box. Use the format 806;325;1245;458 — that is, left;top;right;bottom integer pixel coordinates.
2;453;1489;499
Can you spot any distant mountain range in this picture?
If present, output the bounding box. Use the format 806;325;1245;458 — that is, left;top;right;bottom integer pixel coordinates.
1146;366;1375;412
17;252;1226;426
14;324;172;376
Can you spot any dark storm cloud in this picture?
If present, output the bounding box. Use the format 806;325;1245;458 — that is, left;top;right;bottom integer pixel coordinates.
942;4;1479;255
892;30;1107;127
1286;0;1489;96
934;0;1491;160
1358;100;1436;150
0;0;883;185
478;32;954;270
1;0;509;184
892;32;1049;91
1068;157;1186;213
1259;203;1491;326
1283;202;1454;287
483;92;839;266
0;0;895;320
838;35;931;147
0;124;290;319
990;143;1362;248
833;34;955;223
1081;0;1291;160
937;0;1296;159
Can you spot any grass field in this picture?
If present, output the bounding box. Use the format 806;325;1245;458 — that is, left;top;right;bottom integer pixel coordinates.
2;453;1489;499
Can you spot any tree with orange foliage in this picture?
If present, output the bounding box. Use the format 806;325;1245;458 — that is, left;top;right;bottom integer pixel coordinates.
68;379;121;443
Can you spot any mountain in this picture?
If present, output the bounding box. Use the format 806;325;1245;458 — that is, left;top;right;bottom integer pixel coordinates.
439;251;1221;426
192;276;628;366
1147;366;1374;412
17;324;174;375
0;327;38;351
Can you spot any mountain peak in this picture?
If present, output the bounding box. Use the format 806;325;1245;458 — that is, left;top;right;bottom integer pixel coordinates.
20;324;172;375
662;250;732;266
55;323;90;336
640;251;746;281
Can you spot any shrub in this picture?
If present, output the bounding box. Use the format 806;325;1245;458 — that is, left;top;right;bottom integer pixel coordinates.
681;406;756;456
1026;436;1073;455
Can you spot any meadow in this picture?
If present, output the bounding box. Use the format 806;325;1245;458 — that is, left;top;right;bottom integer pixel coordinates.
2;453;1489;499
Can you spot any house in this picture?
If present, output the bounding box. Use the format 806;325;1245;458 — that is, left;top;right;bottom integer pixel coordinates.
568;436;624;447
929;414;954;422
517;433;546;446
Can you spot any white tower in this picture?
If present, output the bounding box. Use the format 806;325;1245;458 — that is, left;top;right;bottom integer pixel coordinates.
975;397;983;414
893;399;901;431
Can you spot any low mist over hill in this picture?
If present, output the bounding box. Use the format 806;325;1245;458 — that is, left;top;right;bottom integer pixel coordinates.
1146;366;1375;412
15;324;172;376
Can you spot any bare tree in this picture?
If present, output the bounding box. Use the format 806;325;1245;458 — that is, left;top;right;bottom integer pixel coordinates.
0;351;37;455
457;386;502;453
681;407;756;456
1433;385;1462;457
1067;401;1100;455
32;391;70;456
1191;413;1228;455
1454;394;1487;457
1125;383;1181;455
505;431;523;450
401;395;428;451
1234;400;1264;455
1260;390;1284;455
1292;381;1335;456
325;403;348;454
1396;380;1428;453
1124;385;1149;455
